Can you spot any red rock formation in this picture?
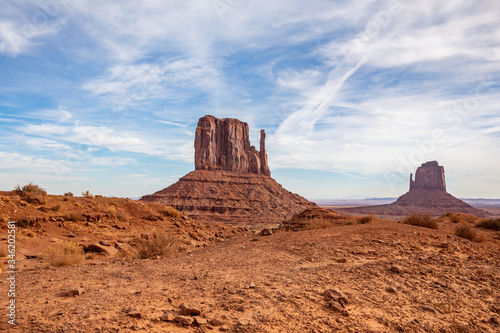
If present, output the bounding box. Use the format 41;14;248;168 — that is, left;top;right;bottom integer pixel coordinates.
142;115;315;223
194;115;270;175
409;161;446;191
337;161;488;217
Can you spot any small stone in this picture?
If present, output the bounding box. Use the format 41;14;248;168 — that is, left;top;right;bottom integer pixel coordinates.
249;282;256;289
335;258;347;263
127;310;142;318
67;286;84;296
180;303;201;316
160;312;175;322
389;265;402;273
421;305;436;314
99;240;112;246
210;318;224;326
175;315;194;326
219;325;230;331
386;286;397;293
260;228;272;236
194;317;208;326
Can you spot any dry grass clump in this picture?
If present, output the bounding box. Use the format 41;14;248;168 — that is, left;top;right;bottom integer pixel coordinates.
64;192;73;197
476;218;500;231
160;205;182;218
47;241;84;267
82;190;94;198
63;211;82;222
51;203;61;212
303;218;333;230
358;214;375;224
455;225;484;242
107;206;118;214
14;182;47;205
136;232;181;259
403;213;438;229
116;210;129;222
17;217;36;228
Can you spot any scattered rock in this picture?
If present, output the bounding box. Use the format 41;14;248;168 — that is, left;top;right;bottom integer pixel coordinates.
66;286;84;296
85;242;119;256
389;265;402;273
260;228;272;236
209;318;224;326
249;282;256;289
127;307;142;318
175;315;194;326
324;288;348;307
335;258;347;263
180;303;201;316
160;312;176;322
194;316;208;326
386;286;397;293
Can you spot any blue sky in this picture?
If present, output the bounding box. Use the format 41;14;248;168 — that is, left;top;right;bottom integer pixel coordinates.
1;0;499;199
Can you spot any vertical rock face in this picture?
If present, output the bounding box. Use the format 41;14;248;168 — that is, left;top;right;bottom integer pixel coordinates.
194;115;270;176
409;161;446;191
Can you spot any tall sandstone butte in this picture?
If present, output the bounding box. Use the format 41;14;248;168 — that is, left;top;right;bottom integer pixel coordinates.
194;115;270;176
141;115;315;223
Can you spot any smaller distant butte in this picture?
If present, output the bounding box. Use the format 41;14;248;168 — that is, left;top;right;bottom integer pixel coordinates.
337;161;488;217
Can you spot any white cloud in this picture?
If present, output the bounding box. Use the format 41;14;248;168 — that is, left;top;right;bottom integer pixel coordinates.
0;19;61;56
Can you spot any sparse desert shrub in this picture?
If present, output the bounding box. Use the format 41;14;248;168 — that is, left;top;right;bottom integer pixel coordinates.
160;205;181;218
448;213;462;224
17;217;35;228
358;214;375;224
304;218;333;230
82;190;94;198
455;225;484;242
107;206;118;215
64;192;74;197
47;241;84;267
476;218;500;231
63;211;82;222
403;213;438;229
51;203;61;212
14;183;47;205
136;232;181;259
116;210;129;222
1;196;11;203
38;206;49;213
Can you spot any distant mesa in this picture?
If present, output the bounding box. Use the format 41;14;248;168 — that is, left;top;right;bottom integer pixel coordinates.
337;161;488;217
141;115;316;224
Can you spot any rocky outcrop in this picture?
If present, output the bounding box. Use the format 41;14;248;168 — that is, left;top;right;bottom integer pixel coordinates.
194;115;270;176
337;161;488;217
409;161;446;191
142;115;315;223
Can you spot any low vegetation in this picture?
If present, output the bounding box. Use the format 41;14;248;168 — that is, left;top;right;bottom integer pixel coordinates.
403;213;438;229
136;232;181;259
160;205;182;218
358;214;375;224
303;218;333;230
476;218;500;231
14;182;47;205
17;217;36;228
63;192;73;197
63;211;82;222
82;190;94;198
47;241;84;267
455;225;484;243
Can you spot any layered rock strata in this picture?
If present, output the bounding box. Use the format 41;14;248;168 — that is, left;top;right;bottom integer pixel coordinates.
142;115;315;223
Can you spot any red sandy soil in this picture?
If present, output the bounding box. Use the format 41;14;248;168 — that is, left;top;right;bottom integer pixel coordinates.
0;191;499;332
